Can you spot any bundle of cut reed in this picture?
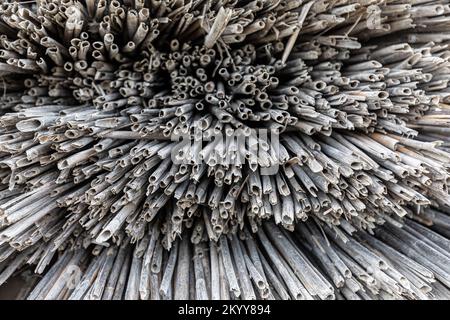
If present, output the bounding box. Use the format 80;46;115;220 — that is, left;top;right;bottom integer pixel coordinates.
0;0;449;300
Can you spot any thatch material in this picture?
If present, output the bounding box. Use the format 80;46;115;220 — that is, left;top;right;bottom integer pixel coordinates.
0;0;449;300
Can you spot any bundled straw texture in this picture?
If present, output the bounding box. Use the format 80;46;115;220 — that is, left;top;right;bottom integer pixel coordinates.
0;0;450;300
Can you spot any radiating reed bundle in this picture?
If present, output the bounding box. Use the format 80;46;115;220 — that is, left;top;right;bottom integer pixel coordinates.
0;0;450;300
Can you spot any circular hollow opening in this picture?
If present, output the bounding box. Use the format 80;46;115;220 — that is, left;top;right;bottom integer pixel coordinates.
175;108;184;117
349;80;358;88
221;114;233;123
244;84;254;94
115;7;125;16
80;31;88;40
378;91;389;99
64;62;73;72
16;119;42;132
92;42;103;50
97;230;111;243
200;55;211;66
172;52;181;60
260;72;270;82
47;3;57;12
288;96;298;104
131;156;142;164
92;51;102;59
180;115;190;123
151;264;159;273
65;130;79;139
267;66;275;74
170;39;179;51
172;215;182;223
350;161;363;170
76;60;88;70
247;75;257;83
219;68;228;76
402;88;411;95
435;5;444;14
234;24;244;33
313;81;325;90
233;34;244;42
205;95;214;104
289;87;299;95
143;73;153;82
24;79;35;87
213;225;223;233
232;73;242;82
205;82;215;92
110;0;120;11
325;294;335;300
259;92;268;101
218;100;227;109
207;157;217;166
275;42;284;52
119;87;129;96
257;21;265;29
275;115;284;122
29;88;38;95
104;33;114;44
266;15;276;24
260;101;272;110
